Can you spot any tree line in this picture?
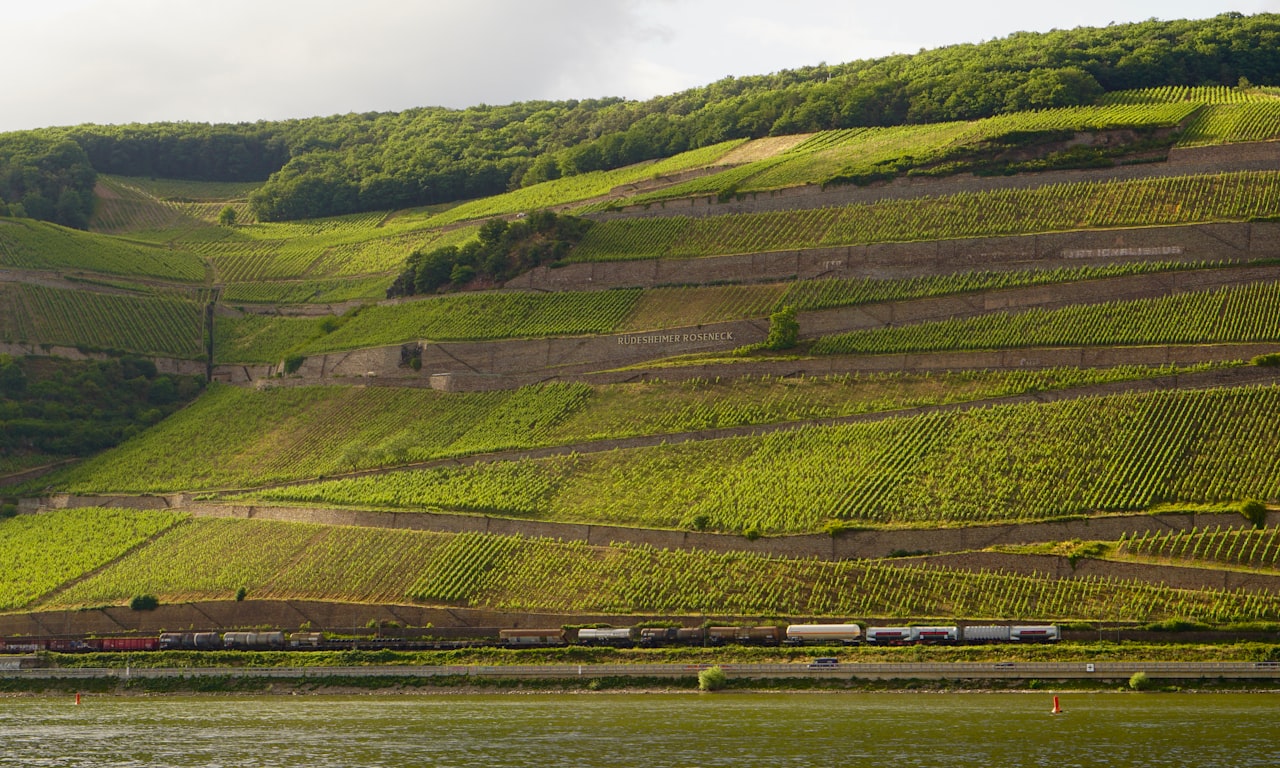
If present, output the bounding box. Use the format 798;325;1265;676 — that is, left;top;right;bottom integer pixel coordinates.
0;133;96;228
1;12;1278;227
0;355;203;462
387;212;592;298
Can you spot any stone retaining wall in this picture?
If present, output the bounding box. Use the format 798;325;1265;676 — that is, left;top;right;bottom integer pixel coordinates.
39;494;1279;563
209;259;1280;388
506;222;1279;293
0;600;702;636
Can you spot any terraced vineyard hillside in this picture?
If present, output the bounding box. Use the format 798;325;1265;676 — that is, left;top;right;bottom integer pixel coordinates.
7;84;1280;638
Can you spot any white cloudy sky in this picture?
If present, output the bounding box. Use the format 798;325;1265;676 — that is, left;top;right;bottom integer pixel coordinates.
3;0;1278;132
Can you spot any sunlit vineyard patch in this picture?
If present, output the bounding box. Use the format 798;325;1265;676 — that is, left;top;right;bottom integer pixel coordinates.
0;508;184;611
0;283;206;358
46;365;1211;496
242;386;1280;533
1177;102;1280;146
184;213;479;284
811;280;1280;354
570;171;1280;261
421;139;747;227
218;275;392;304
1118;526;1280;571
585;103;1205;206
0;218;207;281
1099;86;1280;105
51;383;593;492
776;261;1212;313
618;284;786;331
35;518;1280;624
214;289;643;363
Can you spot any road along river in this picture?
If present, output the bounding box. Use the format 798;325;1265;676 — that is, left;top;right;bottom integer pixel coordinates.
5;659;1280;682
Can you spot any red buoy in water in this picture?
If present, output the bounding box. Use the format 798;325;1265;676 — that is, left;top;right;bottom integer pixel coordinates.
1051;695;1062;714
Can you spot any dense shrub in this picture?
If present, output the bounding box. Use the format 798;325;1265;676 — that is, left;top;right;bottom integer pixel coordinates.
698;665;729;691
765;305;799;351
129;594;159;611
1240;499;1268;528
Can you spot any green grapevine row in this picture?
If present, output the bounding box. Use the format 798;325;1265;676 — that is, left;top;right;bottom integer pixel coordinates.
0;283;206;358
241;386;1280;533
811;279;1280;355
0;508;184;611
1119;526;1280;570
1177;103;1280;146
570;171;1280;262
0;218;206;281
36;517;1280;623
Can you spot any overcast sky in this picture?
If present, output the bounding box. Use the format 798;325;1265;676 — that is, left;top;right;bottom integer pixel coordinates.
3;0;1278;133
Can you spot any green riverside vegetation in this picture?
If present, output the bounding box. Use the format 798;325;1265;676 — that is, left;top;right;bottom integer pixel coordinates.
0;356;205;475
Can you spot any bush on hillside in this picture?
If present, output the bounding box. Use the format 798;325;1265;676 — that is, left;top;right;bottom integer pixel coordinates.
765;305;800;351
1240;499;1268;528
130;594;159;611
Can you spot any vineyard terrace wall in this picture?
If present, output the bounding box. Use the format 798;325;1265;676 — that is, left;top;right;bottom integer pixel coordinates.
0;599;684;637
209;262;1280;388
210;319;769;385
0;342;206;377
574;353;1280;399
35;494;1280;564
505;222;1280;293
586;140;1280;223
214;342;1280;391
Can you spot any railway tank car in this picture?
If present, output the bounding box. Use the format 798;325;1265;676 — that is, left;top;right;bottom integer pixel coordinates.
784;624;863;646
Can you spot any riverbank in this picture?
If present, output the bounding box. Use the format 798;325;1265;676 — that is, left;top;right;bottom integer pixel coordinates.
4;674;1280;697
7;657;1280;696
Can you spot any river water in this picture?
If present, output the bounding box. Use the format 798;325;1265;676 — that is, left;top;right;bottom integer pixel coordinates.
0;692;1276;767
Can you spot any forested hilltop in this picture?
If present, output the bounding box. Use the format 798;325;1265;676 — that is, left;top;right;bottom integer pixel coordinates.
2;12;1279;226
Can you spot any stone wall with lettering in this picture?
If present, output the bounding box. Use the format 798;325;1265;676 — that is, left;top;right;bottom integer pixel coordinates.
213;319;769;386
506;222;1279;294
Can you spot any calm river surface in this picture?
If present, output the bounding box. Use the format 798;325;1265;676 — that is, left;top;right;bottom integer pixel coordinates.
1;692;1277;767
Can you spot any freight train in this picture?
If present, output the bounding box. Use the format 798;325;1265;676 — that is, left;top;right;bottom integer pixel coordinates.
0;623;1059;654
